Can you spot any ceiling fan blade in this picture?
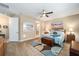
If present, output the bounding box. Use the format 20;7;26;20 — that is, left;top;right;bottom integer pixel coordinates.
45;14;49;17
40;10;53;18
46;12;53;14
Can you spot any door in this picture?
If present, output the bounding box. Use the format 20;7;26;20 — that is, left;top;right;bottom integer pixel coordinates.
9;17;19;41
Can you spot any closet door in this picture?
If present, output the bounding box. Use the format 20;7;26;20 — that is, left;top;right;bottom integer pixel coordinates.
9;17;19;41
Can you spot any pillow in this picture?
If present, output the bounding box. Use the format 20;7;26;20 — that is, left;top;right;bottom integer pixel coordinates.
50;31;60;37
53;32;57;35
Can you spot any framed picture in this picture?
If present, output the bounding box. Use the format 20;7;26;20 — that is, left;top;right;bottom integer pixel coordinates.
23;22;34;32
51;22;63;29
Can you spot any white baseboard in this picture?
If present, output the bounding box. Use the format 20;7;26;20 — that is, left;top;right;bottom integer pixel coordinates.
6;36;40;43
19;36;40;42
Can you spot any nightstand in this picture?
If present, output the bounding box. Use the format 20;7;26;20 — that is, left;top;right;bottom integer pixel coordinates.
66;33;75;43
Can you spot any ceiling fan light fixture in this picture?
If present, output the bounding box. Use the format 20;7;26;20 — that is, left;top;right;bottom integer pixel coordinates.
42;14;46;17
40;9;53;18
43;10;46;14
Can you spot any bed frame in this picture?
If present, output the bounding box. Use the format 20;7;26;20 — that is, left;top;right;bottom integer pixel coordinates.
41;37;54;47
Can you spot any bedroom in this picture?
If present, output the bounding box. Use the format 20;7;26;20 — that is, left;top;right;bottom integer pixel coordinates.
0;3;79;56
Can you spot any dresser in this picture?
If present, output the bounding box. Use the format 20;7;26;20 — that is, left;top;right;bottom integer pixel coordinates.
66;33;75;43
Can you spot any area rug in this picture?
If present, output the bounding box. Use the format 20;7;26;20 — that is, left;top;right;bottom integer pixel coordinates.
31;41;63;56
31;41;42;47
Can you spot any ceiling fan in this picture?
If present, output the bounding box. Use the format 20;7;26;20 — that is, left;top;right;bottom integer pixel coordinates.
40;10;53;17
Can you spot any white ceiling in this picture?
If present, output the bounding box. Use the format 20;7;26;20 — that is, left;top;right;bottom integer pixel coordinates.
1;3;79;19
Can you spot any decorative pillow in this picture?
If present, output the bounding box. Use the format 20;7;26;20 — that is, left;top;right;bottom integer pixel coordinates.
53;32;57;34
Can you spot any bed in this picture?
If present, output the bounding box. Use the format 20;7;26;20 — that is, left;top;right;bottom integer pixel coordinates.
41;30;65;47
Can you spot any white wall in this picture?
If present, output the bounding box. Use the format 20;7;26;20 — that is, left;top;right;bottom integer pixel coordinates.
20;16;37;41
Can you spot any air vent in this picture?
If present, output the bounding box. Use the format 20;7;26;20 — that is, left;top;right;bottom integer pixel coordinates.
0;3;9;8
